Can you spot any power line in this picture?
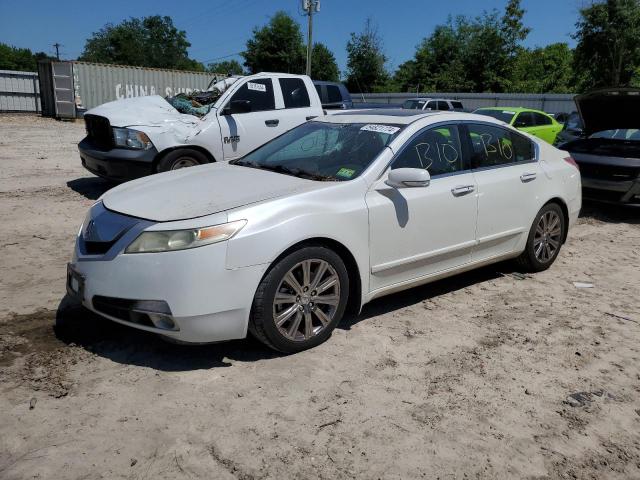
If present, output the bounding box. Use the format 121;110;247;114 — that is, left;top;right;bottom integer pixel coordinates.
201;51;245;64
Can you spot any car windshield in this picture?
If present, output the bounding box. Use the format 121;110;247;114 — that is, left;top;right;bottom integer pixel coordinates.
590;129;640;141
474;109;516;124
402;100;426;109
231;121;402;181
565;112;583;130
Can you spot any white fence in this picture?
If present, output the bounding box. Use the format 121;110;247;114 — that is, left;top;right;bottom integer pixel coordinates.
0;70;40;112
352;92;577;114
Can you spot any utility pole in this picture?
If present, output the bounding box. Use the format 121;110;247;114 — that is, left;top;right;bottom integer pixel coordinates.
302;0;320;77
53;43;61;60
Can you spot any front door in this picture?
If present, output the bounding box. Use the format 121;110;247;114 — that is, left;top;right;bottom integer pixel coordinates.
366;124;478;292
218;78;285;160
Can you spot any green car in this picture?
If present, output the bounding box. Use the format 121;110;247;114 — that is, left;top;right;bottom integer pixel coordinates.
473;107;563;144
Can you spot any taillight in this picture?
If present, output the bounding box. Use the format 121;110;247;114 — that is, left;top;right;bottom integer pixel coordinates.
564;156;579;170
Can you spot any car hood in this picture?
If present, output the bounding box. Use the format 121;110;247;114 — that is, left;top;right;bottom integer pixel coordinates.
575;88;640;136
85;95;202;129
101;163;327;222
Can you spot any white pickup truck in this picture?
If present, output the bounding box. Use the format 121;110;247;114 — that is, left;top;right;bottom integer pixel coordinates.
78;73;324;181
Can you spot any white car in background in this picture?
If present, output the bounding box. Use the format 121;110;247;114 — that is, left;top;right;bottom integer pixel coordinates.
67;110;581;353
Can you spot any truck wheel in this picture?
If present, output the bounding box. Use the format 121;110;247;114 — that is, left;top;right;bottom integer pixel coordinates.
249;246;349;353
157;149;209;172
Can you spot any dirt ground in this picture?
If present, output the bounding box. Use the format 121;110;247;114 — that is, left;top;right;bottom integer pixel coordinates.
0;114;639;480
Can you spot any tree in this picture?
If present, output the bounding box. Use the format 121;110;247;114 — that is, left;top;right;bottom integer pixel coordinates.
573;0;640;90
0;43;54;71
345;19;388;92
79;16;203;71
310;43;339;81
501;0;531;58
242;11;305;74
207;59;244;75
510;43;575;93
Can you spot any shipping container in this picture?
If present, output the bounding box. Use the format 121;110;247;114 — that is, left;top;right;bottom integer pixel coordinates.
0;70;40;112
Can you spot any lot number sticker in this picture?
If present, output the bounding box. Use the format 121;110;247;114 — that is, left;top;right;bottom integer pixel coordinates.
247;82;267;92
361;124;400;135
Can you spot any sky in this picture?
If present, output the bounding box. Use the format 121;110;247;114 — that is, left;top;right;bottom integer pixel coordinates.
0;0;587;73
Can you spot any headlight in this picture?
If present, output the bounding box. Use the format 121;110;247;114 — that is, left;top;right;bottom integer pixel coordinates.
113;127;153;150
124;220;247;253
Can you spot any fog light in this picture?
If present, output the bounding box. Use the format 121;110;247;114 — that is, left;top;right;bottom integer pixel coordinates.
148;314;177;331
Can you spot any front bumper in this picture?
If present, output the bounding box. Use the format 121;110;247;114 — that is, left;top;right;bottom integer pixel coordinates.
78;137;158;182
70;219;268;343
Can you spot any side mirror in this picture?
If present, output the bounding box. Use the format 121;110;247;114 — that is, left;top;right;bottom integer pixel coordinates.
224;99;251;115
385;168;431;188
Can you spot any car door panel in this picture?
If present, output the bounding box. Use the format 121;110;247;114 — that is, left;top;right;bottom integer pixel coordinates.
465;123;540;261
366;124;478;292
218;78;284;160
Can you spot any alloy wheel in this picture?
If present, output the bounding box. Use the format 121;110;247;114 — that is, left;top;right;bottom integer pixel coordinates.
272;259;341;342
533;210;562;263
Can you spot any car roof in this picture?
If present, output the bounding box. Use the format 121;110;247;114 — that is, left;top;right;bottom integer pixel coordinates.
475;106;550;115
316;109;507;126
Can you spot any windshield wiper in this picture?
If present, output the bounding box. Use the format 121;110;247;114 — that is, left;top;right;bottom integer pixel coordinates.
233;161;336;181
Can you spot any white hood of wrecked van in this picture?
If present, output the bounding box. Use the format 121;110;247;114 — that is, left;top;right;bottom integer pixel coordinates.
101;162;326;222
86;95;201;129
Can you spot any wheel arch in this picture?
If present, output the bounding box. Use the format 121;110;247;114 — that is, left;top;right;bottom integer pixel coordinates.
152;146;216;172
542;196;570;244
262;237;363;317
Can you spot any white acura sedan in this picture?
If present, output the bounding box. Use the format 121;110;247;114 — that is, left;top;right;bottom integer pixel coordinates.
67;110;581;353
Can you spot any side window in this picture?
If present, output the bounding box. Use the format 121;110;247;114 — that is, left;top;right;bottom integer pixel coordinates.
425;101;437;111
392;125;466;176
467;123;535;167
532;112;552;126
437;100;450;111
514;112;536;127
326;85;343;103
228;78;275;112
279;78;310;109
314;84;325;103
451;101;464;110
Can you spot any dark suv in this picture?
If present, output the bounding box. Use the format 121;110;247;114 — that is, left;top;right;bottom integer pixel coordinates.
558;89;640;206
313;81;353;110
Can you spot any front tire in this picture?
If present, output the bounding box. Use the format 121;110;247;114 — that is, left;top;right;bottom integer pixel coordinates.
156;149;209;172
249;246;349;353
515;203;566;272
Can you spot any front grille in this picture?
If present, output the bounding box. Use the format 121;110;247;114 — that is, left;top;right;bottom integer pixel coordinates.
84;114;113;150
577;162;640;182
83;240;117;255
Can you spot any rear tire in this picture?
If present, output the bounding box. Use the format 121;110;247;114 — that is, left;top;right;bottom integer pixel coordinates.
157;149;209;172
514;203;566;272
249;246;349;353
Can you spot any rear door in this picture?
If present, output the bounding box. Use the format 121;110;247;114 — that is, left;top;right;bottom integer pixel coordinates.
218;78;284;160
532;112;561;144
276;77;321;131
464;122;540;261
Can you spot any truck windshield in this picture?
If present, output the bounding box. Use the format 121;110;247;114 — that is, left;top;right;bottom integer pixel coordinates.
231;121;402;181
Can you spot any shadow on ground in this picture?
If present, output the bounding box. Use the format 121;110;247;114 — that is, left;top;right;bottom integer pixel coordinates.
51;296;280;371
579;200;640;225
66;177;114;200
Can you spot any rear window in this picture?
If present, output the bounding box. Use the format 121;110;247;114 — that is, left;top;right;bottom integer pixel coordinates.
474;109;516;124
326;85;343;103
279;78;310;109
436;100;450;111
402;100;426;110
451;101;464;109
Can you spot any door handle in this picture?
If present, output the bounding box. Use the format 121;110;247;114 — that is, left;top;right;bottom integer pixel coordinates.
265;119;279;127
451;185;475;196
520;172;537;182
